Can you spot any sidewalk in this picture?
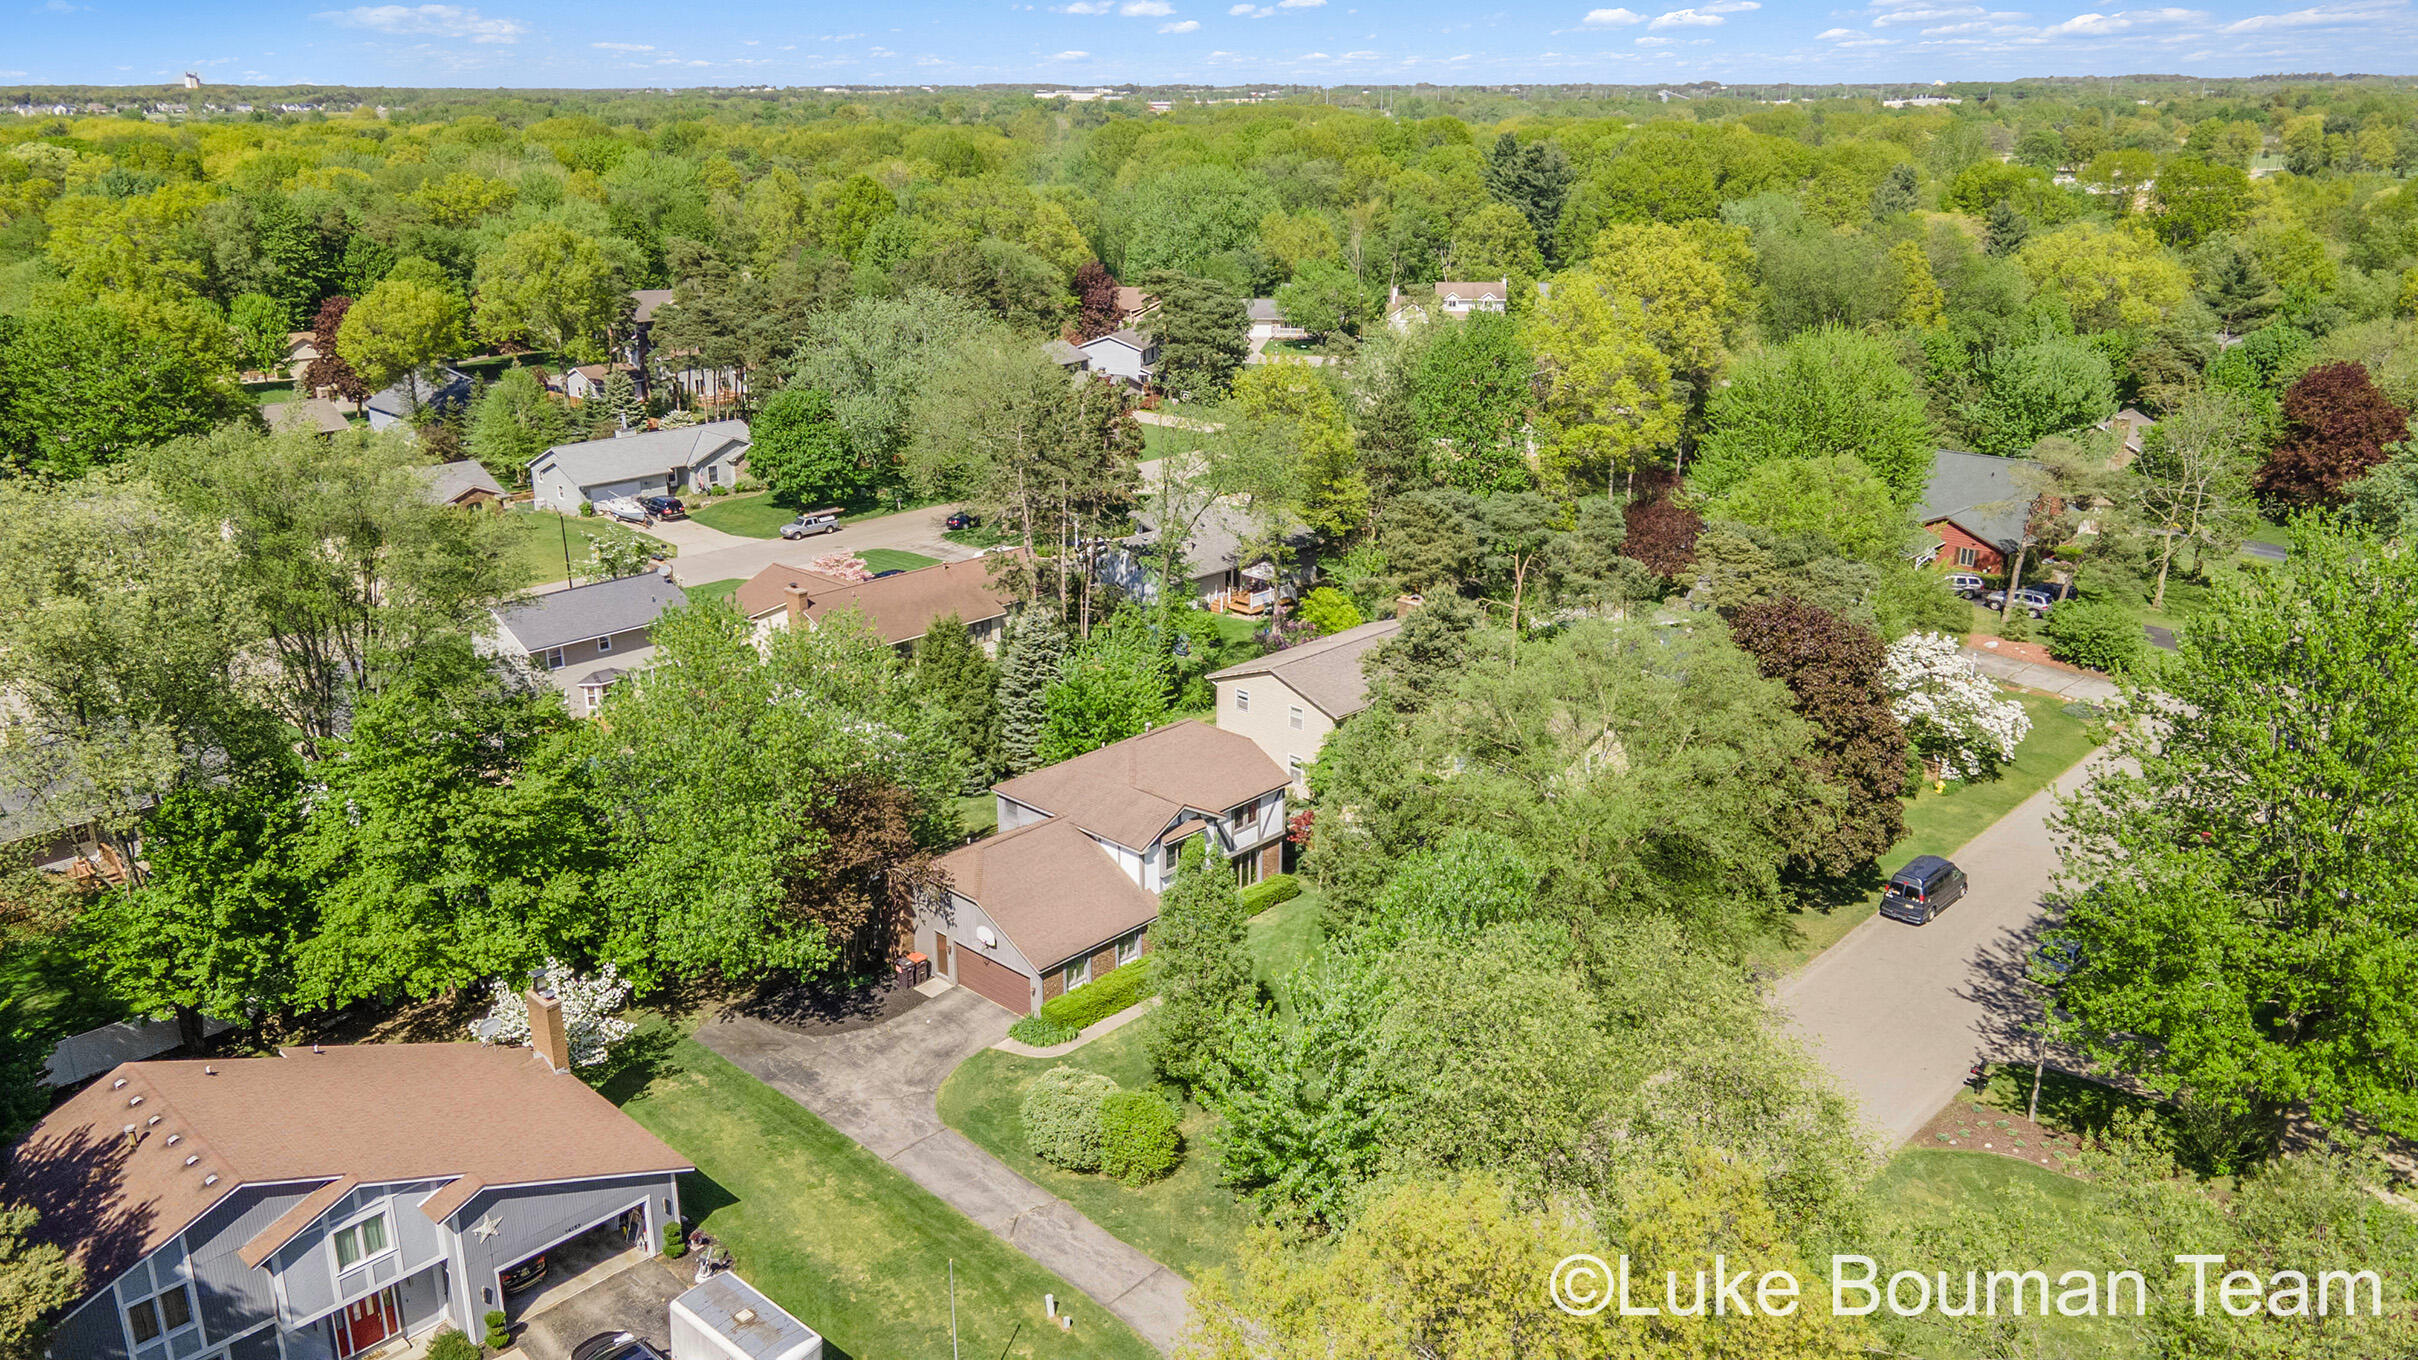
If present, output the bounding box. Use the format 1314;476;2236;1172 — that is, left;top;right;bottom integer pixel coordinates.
994;997;1161;1058
1962;643;2122;704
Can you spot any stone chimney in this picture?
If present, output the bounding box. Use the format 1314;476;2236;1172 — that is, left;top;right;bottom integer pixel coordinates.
528;987;571;1074
1394;593;1424;618
784;582;809;625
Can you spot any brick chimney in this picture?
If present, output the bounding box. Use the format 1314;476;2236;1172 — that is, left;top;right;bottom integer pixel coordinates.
1394;593;1424;618
528;987;571;1074
784;582;809;625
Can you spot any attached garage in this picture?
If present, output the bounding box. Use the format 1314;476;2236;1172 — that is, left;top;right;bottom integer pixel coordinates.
954;948;1033;1015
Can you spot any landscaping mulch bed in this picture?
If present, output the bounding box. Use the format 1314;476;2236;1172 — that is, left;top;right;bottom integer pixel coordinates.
1915;1096;2090;1174
734;974;926;1033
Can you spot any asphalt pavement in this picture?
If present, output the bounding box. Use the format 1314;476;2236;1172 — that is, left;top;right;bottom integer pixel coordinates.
1777;751;2113;1144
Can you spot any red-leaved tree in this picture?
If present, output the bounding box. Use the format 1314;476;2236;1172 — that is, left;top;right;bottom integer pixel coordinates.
1620;497;1702;578
1727;599;1910;882
2252;361;2412;511
1074;261;1120;341
303;296;370;407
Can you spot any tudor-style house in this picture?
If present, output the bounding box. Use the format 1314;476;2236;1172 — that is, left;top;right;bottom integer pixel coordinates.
919;721;1289;1015
4;994;690;1360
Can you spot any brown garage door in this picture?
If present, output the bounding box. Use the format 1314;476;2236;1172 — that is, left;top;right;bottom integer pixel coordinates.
957;950;1032;1014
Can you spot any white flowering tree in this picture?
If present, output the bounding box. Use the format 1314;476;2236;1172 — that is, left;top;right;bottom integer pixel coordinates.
469;959;635;1068
1882;632;2032;781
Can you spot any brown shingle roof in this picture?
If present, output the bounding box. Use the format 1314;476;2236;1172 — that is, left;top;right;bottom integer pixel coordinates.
992;720;1285;851
1204;617;1403;720
733;558;1016;645
933;818;1159;971
3;1043;692;1283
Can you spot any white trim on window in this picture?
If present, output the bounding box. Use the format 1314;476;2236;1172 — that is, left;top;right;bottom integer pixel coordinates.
1289;705;1304;731
597;633;613;654
1061;957;1091;992
544;647;566;670
1116;933;1141;966
330;1206;394;1274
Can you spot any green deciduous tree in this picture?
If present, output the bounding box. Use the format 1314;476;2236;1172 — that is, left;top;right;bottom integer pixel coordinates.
1694;326;1937;506
336;275;466;395
2131;387;2256;608
0;307;241;477
1706;455;1911;564
1960;335;2119;458
465;365;566;479
1524;270;1677;497
1037;609;1169;764
1410;311;1533;494
749;387;862;507
472;222;632;361
0;1205;82;1360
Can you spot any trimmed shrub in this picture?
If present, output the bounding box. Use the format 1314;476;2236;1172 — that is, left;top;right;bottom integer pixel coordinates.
1021;1065;1116;1171
661;1222;687;1258
2042;599;2146;673
1038;956;1154;1032
1009;1014;1080;1047
1098;1089;1183;1184
426;1330;481;1360
1238;873;1302;915
483;1310;510;1350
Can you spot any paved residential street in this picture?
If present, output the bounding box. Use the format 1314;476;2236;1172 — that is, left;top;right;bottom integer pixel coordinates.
696;987;1194;1354
1961;645;2122;703
1778;751;2112;1144
669;503;982;587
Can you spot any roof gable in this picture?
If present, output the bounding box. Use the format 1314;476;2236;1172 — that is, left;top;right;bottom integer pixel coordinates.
991;720;1286;851
1205;617;1403;719
496;573;685;652
532;421;751;482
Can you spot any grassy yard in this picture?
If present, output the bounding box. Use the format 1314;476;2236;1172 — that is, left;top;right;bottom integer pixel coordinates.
860;548;941;574
683;578;741;609
1141;423;1204;459
0;935;126;1047
952;792;998;840
494;511;672;589
1757;689;2105;968
934;886;1326;1283
605;1031;1159;1360
688;493;798;539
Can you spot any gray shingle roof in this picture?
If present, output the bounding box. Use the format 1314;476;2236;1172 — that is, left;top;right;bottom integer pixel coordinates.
1205;617;1403;720
1915;449;2037;551
530;421;750;482
420;459;505;505
495;573;686;653
1246;297;1282;323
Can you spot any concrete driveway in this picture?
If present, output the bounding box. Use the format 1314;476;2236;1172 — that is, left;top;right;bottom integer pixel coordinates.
697;987;1194;1354
1777;752;2111;1143
509;1257;689;1360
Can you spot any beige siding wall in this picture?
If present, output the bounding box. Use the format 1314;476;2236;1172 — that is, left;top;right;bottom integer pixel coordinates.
1212;676;1331;790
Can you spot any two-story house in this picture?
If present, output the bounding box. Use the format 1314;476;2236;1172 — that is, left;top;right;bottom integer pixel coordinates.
1206;616;1403;790
918;721;1289;1015
4;993;691;1360
1385;279;1511;329
1073;329;1158;389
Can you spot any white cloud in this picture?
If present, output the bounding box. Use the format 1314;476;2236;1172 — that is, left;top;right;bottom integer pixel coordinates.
591;40;653;50
2220;0;2395;29
2039;6;2203;35
1700;0;1761;10
1060;1;1112;10
1340;47;1379;54
1048;48;1090;57
1648;7;1725;25
1120;0;1174;11
1581;7;1646;23
1875;4;1980;22
1160;17;1201;29
1279;0;1328;7
312;3;528;42
1301;49;1330;56
1635;34;1674;43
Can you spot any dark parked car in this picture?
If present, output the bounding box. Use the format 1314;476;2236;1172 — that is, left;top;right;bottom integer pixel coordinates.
945;510;979;531
570;1333;667;1360
500;1254;547;1295
639;495;686;520
1880;854;1968;926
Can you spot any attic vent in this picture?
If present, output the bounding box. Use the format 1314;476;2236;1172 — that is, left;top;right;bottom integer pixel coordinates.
122;1124;136;1137
166;1134;182;1146
202;1175;219;1187
112;1078;127;1089
147;1115;161;1126
734;1309;758;1325
203;1066;216;1076
128;1095;143;1107
184;1155;199;1167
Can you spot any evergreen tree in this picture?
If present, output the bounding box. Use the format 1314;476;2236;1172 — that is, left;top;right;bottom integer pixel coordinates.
915;614;1003;791
996;608;1067;774
1983;201;2030;258
1146;837;1254;1089
601;370;645;430
1481;131;1572;264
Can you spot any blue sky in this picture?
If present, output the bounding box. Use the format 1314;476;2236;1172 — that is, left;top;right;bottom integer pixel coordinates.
5;0;2413;88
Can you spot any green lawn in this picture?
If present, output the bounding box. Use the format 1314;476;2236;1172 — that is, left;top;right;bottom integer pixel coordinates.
606;1032;1158;1360
2243;515;2291;552
1141;424;1203;459
937;1016;1257;1284
859;549;941;574
934;886;1324;1282
1759;689;2104;968
689;493;799;539
0;935;126;1047
953;793;998;839
684;578;741;609
493;511;672;589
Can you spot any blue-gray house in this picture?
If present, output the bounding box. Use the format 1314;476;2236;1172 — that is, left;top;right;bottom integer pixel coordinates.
5;994;691;1360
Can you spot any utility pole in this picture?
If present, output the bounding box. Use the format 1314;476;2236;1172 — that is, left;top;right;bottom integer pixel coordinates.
560;514;574;589
948;1260;959;1360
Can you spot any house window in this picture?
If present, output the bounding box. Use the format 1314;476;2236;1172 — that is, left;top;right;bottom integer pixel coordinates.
597;633;613;654
1061;957;1091;992
333;1210;391;1271
1287;756;1305;787
545;647;566;670
125;1282;196;1346
1289;706;1304;731
1956;546;1979;567
1117;933;1141;966
1228;800;1254;831
1234;688;1249;713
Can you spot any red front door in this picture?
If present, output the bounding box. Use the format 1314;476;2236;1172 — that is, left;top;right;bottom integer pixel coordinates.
336;1288;398;1358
